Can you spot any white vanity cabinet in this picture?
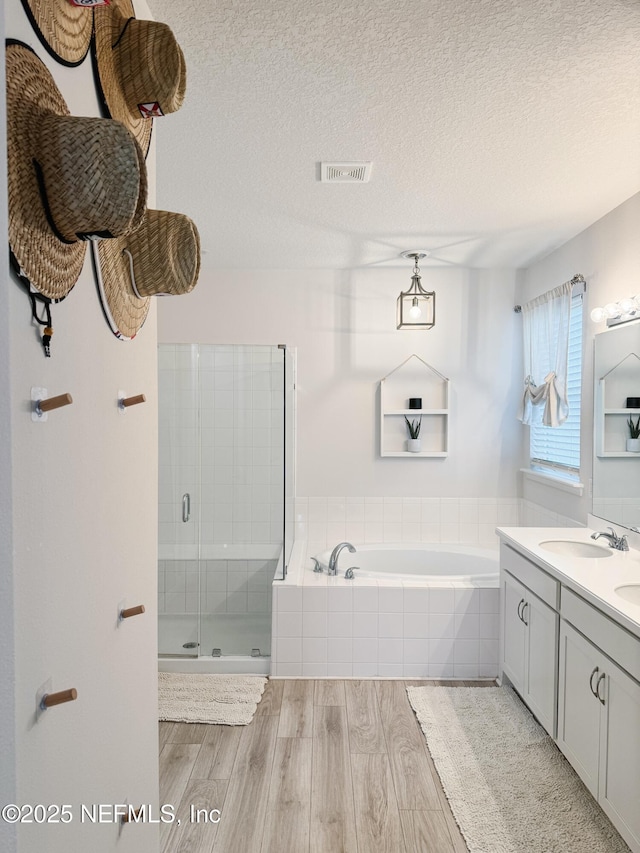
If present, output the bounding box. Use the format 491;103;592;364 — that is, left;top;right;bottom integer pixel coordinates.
500;543;559;737
558;589;640;853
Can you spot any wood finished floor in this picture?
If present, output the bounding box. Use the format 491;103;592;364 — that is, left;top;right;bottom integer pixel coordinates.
159;679;493;853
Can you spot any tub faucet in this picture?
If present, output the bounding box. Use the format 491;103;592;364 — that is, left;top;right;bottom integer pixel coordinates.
328;541;356;575
590;527;629;551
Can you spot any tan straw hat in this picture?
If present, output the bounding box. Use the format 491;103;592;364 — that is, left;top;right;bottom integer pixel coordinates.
6;39;148;301
93;0;187;157
94;210;201;340
20;0;95;66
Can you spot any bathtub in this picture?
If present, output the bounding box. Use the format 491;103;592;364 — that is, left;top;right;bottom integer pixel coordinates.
271;540;500;679
314;542;498;584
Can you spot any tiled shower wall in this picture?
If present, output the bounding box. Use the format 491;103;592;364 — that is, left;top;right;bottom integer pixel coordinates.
158;344;285;558
158;558;277;615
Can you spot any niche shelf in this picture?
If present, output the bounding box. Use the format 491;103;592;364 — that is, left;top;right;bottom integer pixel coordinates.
379;354;449;457
596;352;640;458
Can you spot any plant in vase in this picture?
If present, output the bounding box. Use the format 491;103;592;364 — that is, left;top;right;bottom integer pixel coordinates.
404;416;422;452
627;415;640;452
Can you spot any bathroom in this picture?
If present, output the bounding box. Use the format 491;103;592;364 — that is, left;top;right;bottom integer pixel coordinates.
2;1;640;852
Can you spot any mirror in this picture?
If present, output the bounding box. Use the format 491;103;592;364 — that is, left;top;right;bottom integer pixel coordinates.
592;322;640;531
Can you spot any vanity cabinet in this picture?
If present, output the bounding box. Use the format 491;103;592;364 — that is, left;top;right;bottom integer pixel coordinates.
500;543;559;737
558;592;640;852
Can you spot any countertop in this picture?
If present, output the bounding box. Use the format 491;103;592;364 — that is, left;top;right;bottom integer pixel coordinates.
496;526;640;640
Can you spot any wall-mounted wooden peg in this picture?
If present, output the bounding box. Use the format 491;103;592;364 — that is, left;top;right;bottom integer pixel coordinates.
119;604;145;620
121;806;143;824
118;391;146;412
39;688;77;710
31;387;73;422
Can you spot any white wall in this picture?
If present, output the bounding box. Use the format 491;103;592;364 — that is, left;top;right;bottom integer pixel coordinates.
0;5;17;851
159;266;522;500
518;191;640;524
4;3;159;851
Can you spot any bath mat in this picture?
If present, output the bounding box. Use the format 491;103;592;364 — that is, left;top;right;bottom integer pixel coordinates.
407;685;630;853
158;673;267;725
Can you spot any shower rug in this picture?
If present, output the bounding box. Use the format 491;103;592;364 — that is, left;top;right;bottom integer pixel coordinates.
159;673;267;725
407;685;630;853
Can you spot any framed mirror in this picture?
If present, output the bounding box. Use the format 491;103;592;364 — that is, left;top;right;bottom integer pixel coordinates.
592;321;640;531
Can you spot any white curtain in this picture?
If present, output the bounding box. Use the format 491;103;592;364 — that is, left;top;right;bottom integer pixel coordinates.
517;281;573;427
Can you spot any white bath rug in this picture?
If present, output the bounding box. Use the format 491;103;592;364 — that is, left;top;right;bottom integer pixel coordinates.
158;673;267;725
407;685;630;853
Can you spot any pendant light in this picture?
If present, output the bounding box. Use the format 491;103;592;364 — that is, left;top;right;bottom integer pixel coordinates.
397;251;435;330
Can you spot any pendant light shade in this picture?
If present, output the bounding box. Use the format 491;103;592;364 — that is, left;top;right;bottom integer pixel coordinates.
397;251;435;330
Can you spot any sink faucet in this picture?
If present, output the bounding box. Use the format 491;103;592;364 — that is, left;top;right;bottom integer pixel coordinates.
590;527;629;551
328;542;356;575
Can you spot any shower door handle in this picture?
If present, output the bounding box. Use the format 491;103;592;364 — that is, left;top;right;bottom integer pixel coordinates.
182;493;191;522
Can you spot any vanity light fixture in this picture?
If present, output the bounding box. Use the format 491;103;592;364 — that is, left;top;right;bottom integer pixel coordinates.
397;251;435;330
590;294;640;327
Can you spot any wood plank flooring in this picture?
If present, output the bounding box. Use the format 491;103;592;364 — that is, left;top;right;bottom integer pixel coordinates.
159;679;492;853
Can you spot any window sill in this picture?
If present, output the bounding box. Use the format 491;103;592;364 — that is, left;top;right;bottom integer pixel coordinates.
520;467;584;496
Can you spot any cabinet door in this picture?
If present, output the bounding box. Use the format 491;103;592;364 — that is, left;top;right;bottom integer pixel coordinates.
557;621;603;797
502;572;526;692
524;593;558;737
599;659;640;852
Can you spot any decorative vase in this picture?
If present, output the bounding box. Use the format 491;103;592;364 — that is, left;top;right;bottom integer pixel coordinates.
626;438;640;452
407;438;422;453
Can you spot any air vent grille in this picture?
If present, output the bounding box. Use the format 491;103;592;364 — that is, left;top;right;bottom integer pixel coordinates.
320;161;372;183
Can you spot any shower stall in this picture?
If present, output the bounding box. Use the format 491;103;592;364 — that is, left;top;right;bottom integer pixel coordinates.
157;343;295;674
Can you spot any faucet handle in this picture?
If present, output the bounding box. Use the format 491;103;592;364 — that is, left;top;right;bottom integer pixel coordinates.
344;566;359;579
311;557;323;573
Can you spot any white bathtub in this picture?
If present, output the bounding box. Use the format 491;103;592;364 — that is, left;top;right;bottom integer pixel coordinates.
315;542;499;584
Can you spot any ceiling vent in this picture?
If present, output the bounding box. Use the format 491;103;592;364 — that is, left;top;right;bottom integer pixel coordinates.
320;161;372;183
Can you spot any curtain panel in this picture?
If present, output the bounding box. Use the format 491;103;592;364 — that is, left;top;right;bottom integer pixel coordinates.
517;281;573;427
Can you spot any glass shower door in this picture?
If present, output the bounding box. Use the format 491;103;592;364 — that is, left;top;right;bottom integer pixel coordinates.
158;344;201;656
197;344;284;658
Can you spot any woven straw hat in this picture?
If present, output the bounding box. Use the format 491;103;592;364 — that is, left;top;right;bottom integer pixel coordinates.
6;40;148;301
93;0;187;157
20;0;94;66
95;210;201;340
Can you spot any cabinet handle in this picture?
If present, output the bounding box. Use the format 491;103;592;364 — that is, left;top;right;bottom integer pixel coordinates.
521;601;529;626
182;493;190;523
596;672;606;706
589;667;599;698
517;598;525;621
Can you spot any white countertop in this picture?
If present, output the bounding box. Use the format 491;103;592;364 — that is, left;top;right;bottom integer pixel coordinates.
496;526;640;640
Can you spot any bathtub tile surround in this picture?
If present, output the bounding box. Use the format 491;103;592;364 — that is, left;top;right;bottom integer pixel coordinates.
272;540;500;678
268;495;580;678
297;495;581;549
297;495;519;547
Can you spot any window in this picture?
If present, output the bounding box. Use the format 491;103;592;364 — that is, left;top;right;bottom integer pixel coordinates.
530;292;583;476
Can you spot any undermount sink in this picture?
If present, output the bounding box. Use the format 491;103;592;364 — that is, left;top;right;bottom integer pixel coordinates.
538;539;613;559
614;585;640;606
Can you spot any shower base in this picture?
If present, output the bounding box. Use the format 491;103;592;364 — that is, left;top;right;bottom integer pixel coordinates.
158;612;271;675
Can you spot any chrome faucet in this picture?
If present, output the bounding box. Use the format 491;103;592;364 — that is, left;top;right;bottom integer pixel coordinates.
327;541;356;575
590;527;629;551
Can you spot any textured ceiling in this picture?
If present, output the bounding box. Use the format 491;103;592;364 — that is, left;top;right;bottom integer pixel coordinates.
146;0;640;270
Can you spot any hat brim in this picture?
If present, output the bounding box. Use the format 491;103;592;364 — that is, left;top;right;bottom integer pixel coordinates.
92;0;153;158
92;237;150;340
20;0;93;66
6;40;86;301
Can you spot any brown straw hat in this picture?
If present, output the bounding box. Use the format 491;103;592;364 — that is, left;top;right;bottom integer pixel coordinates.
94;210;201;340
93;0;187;158
20;0;94;66
6;40;148;301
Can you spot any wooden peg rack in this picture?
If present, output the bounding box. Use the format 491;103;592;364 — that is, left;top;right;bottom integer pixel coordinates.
119;393;146;410
35;393;73;416
120;605;145;620
40;688;77;710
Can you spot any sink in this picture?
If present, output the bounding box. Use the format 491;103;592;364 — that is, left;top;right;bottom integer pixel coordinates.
538;539;613;558
615;585;640;605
